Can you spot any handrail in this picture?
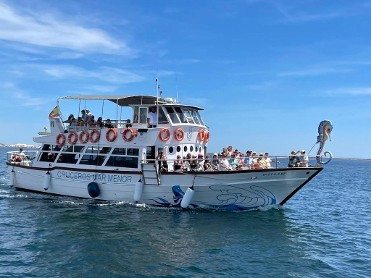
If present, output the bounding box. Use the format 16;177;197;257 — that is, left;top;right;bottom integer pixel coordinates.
141;154;324;173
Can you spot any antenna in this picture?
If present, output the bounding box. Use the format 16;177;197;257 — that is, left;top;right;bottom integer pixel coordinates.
176;75;179;103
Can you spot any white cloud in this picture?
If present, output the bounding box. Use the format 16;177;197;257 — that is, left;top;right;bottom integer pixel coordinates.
41;64;144;84
324;87;371;96
277;67;353;77
0;2;131;55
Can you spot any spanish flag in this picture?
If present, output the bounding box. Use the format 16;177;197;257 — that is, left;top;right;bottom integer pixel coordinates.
49;106;60;118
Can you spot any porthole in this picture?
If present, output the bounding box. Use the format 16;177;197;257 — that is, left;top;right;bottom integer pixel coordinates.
169;146;174;154
177;146;181;152
199;147;202;153
184;146;188;152
190;145;194;152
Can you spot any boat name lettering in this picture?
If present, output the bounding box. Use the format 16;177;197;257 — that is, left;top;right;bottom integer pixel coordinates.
56;171;132;183
262;172;286;176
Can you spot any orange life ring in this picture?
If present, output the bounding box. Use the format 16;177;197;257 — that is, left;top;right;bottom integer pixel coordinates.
197;129;205;141
68;132;78;145
56;134;66;147
90;129;100;143
106;128;117;142
174;128;185;141
79;130;89;144
204;130;210;143
123;128;135;142
159;128;171;142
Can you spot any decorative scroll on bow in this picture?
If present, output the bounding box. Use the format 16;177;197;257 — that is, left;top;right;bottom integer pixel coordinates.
316;120;333;164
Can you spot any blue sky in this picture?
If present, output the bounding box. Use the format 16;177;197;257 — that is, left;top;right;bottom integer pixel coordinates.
0;0;370;158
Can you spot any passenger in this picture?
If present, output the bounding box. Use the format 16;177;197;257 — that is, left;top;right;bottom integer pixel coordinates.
67;114;76;126
88;115;96;127
190;155;198;171
204;155;213;171
147;107;157;128
196;154;204;171
105;119;114;128
288;150;300;167
81;109;89;123
298;150;309;167
126;119;133;128
229;153;239;170
243;150;253;169
221;148;228;158
264;152;272;168
227;146;233;157
173;155;184;171
220;152;233;170
77;117;84;126
18;148;26;158
258;153;268;169
184;153;192;171
250;151;259;169
96;117;104;128
212;153;220;170
156;150;168;172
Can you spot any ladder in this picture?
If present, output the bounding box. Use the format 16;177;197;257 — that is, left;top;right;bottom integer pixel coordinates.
141;162;160;185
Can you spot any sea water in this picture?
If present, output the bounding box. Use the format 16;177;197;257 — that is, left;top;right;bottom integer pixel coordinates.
0;148;370;277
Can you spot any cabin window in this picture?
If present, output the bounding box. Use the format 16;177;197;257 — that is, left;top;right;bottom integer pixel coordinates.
56;153;79;164
190;145;194;152
184;146;188;152
112;148;126;155
79;154;106;166
104;147;139;168
139;107;148;124
158;107;169;124
177;146;181;152
133;107;139;123
175;107;187;123
168;146;174;154
166;107;180;124
39;144;63;162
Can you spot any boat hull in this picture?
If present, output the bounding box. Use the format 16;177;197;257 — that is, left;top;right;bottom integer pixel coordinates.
7;164;322;211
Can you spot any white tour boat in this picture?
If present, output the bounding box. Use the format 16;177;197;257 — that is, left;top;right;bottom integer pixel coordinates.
7;91;333;211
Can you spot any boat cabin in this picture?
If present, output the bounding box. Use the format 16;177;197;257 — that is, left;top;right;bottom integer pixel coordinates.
34;95;209;172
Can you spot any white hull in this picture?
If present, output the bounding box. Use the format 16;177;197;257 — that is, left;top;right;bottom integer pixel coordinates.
8;165;322;211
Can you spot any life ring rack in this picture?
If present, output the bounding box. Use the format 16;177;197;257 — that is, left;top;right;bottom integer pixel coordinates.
56;133;66;147
106;128;117;142
123;127;135;142
79;130;90;144
90;129;101;143
67;132;78;145
159;128;171;142
174;128;185;141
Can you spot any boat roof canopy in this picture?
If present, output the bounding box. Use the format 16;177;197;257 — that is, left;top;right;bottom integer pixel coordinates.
59;95;203;110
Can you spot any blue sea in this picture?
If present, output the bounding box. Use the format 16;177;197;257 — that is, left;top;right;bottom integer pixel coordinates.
0;147;370;278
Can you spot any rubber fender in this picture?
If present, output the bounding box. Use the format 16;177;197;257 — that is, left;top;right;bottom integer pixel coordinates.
87;182;100;198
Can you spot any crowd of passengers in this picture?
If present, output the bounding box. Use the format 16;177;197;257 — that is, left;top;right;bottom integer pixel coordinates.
157;146;309;172
65;109;132;130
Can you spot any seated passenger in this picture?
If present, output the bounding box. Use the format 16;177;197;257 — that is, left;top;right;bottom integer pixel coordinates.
204;155;213;171
105;119;114;128
190;155;198;171
156;150;168;172
173;155;185;171
96;117;104;128
288;150;300;167
298;150;309;167
196;154;204;171
210;153;219;170
219;153;233;171
126;119;133;128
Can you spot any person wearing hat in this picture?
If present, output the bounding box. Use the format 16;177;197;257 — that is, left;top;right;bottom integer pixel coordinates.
298;150;309;167
288;150;300;167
